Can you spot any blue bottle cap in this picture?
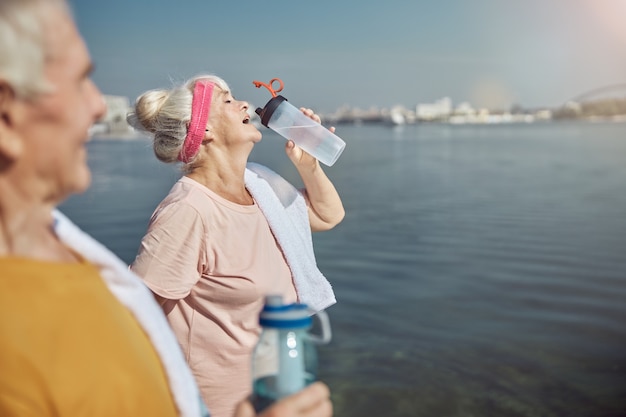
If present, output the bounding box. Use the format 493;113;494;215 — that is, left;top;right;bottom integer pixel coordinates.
259;295;312;329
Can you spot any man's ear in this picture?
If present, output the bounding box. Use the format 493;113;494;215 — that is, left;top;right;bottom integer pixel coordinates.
0;81;24;162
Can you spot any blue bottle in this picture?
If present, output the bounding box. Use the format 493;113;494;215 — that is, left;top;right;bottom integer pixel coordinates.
250;295;332;413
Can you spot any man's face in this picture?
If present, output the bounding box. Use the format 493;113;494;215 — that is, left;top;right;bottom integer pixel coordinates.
14;5;106;201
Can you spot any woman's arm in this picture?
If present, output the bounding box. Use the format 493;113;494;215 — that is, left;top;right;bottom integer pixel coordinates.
130;202;205;302
285;108;345;232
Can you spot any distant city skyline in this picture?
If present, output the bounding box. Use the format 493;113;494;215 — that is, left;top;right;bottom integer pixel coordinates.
71;0;626;113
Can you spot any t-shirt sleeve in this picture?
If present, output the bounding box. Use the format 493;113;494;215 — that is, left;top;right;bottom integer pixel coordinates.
130;201;206;300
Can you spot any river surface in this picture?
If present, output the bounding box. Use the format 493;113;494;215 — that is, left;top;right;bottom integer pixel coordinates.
61;121;626;417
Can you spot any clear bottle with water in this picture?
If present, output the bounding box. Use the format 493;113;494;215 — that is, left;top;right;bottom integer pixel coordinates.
250;295;332;413
253;78;346;167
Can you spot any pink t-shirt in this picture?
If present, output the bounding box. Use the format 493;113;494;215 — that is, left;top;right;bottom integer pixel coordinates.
131;176;297;417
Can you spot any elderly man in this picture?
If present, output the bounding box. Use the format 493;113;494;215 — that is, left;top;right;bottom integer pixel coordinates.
0;1;332;416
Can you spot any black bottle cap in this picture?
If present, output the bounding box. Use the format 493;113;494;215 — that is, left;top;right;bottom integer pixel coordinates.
255;95;287;127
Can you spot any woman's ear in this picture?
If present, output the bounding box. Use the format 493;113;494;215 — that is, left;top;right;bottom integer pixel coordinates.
202;126;214;143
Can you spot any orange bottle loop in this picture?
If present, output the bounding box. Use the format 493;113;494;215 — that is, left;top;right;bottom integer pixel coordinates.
252;78;284;97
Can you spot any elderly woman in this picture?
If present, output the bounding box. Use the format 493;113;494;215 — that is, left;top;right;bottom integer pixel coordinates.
0;0;333;416
127;75;344;417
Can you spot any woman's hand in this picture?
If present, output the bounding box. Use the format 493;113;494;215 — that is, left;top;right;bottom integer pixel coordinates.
233;382;333;417
284;108;336;168
283;107;345;231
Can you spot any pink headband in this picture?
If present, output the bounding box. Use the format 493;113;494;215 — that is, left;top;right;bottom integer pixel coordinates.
178;80;215;163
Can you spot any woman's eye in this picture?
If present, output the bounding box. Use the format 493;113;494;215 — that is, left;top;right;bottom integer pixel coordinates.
225;100;232;103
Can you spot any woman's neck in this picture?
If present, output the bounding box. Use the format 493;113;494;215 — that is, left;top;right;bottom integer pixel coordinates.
186;164;254;206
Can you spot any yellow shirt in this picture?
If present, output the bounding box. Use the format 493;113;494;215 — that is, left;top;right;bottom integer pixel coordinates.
0;257;179;417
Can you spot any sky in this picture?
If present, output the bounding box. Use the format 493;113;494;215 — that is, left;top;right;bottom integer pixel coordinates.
71;0;626;113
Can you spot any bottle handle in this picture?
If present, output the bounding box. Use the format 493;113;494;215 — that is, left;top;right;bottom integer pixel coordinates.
253;78;284;98
306;309;332;345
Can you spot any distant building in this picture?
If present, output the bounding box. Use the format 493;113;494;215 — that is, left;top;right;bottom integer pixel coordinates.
93;95;134;135
454;102;475;116
416;97;452;121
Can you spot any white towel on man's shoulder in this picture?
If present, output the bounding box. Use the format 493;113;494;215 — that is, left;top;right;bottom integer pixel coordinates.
52;210;207;417
244;162;336;312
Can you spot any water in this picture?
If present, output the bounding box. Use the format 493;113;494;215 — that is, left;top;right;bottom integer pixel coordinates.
60;121;626;417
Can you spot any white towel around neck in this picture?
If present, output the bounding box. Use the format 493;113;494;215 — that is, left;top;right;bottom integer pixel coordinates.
244;162;336;313
52;210;207;417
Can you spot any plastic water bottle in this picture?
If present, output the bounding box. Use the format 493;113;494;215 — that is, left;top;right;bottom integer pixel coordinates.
250;295;332;413
253;78;346;167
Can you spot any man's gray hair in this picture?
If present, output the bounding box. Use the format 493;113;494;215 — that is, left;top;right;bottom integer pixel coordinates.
0;0;70;99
